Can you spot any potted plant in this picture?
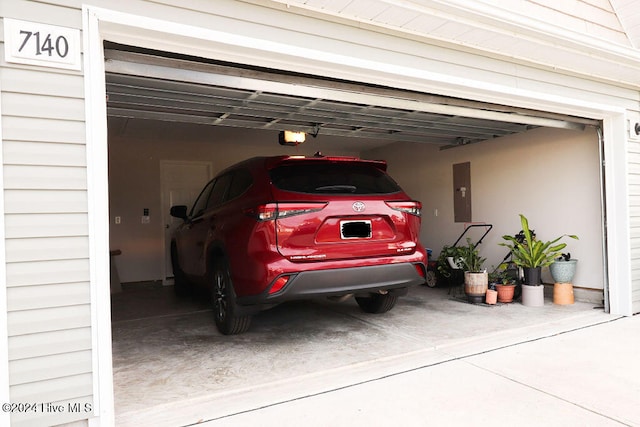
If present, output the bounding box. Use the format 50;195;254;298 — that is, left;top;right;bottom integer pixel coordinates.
488;267;515;303
435;245;466;288
500;214;578;307
549;252;578;283
496;275;516;304
550;252;578;305
459;238;487;304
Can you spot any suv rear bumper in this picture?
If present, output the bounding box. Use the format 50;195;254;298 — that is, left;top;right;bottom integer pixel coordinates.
237;262;425;307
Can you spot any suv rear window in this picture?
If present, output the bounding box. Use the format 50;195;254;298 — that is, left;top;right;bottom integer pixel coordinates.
270;162;401;195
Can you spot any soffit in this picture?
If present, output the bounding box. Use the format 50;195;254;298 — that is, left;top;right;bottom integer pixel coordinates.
268;0;640;87
610;0;640;48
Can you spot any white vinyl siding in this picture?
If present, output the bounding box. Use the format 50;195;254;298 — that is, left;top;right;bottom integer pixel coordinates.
629;140;640;313
1;10;92;424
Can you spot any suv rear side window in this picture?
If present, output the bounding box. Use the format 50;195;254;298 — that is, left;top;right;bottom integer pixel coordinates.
226;168;253;201
270;162;401;195
207;174;232;209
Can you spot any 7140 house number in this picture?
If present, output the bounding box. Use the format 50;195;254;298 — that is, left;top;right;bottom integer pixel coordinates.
4;18;81;70
18;30;70;58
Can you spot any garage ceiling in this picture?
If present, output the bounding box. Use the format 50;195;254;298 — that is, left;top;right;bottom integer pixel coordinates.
104;47;595;149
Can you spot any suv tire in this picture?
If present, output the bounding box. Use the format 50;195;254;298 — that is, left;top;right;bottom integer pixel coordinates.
212;259;252;335
355;293;398;313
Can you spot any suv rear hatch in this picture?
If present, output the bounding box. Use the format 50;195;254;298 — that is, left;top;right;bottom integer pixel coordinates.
267;157;422;262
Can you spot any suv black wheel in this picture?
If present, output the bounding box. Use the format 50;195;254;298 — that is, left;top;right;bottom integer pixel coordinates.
212;259;252;335
171;243;191;297
355;293;398;313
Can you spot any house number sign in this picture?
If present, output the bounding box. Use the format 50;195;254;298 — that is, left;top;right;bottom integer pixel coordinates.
4;18;81;71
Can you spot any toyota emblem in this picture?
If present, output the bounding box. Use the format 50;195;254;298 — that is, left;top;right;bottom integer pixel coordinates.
352;201;366;212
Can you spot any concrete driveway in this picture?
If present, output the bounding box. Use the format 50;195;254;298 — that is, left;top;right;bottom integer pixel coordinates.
111;284;611;426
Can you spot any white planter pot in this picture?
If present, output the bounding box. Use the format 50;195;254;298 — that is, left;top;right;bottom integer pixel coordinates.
521;284;545;307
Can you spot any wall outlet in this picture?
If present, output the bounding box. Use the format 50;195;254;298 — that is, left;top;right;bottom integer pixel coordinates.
115;216;121;224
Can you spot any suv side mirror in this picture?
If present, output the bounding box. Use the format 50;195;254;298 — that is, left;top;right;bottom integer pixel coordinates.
170;205;188;220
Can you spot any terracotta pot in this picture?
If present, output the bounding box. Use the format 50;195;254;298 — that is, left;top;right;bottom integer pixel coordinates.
495;283;516;303
553;282;574;305
485;289;498;305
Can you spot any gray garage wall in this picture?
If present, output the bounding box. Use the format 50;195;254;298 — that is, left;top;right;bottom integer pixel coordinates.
364;127;604;303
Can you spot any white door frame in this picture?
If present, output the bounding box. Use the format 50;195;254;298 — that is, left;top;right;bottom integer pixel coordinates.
82;5;632;425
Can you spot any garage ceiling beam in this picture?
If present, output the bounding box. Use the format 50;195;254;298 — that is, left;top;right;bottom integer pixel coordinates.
105;84;528;138
107;107;459;144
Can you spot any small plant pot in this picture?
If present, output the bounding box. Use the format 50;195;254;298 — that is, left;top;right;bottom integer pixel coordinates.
495;284;516;303
523;267;542;285
485;289;498;305
550;259;577;283
553;282;574;305
521;284;545;307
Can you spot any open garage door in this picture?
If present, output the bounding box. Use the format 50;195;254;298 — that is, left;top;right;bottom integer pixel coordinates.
104;46;596;149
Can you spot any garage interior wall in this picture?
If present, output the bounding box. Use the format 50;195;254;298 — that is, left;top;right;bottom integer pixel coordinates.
363;126;604;303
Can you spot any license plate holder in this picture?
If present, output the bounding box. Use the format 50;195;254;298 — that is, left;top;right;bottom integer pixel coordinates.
340;220;372;239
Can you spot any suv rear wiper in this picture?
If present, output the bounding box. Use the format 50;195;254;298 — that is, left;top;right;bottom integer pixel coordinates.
315;185;357;193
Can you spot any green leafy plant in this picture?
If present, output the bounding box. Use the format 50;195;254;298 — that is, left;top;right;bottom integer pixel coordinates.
436;245;465;278
488;268;501;284
500;214;578;268
458;238;486;273
489;265;514;285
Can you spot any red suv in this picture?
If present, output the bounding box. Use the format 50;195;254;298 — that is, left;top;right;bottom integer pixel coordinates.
170;155;426;334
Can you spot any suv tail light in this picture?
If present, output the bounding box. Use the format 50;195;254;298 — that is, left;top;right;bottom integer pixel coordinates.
386;201;422;217
246;202;327;221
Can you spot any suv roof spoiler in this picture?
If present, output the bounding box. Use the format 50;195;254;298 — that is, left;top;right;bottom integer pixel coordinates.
265;155;388;171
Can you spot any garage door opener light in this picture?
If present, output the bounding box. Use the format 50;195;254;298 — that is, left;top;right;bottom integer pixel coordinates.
279;130;306;146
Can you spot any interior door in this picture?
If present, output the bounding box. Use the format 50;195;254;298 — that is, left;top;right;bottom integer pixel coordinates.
160;160;213;285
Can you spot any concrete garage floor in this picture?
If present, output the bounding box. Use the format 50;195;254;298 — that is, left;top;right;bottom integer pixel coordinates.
111;283;610;426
